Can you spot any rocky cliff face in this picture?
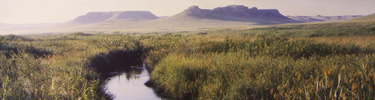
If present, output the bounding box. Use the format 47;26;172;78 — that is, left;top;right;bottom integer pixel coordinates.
212;5;287;19
72;11;158;24
177;5;297;23
74;12;114;24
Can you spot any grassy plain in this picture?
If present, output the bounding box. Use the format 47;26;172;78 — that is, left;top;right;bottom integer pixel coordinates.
1;22;375;99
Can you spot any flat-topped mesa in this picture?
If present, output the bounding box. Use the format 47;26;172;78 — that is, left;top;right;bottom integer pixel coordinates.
72;11;158;24
178;5;296;23
213;5;252;12
211;5;288;19
114;11;158;20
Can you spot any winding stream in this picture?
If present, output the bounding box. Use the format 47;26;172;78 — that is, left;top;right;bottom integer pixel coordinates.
104;63;163;100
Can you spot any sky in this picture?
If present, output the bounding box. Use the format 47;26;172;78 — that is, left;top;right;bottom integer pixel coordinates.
1;0;375;24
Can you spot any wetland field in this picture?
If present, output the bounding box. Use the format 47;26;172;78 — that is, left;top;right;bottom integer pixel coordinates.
1;22;375;99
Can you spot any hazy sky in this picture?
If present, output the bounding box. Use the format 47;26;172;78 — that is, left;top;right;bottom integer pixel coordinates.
1;0;374;24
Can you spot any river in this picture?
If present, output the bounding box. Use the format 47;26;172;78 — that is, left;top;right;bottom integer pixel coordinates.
104;62;163;100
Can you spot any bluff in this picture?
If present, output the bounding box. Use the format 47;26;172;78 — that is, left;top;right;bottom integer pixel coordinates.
174;5;300;24
71;11;158;24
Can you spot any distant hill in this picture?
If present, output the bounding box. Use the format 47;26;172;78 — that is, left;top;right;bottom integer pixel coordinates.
72;5;301;32
287;15;362;22
43;11;159;32
2;5;303;34
346;13;375;22
71;11;158;24
173;5;300;25
58;11;158;27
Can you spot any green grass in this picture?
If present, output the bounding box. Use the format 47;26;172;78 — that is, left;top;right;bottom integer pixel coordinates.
149;37;375;99
0;34;143;99
152;53;375;99
198;22;375;38
1;22;375;99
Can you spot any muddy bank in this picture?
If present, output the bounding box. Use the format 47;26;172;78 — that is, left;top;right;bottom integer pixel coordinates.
86;47;169;99
85;48;144;99
88;48;144;78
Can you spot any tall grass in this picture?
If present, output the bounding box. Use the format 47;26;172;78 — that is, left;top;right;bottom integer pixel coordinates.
204;22;375;38
152;52;375;99
149;36;375;99
0;34;143;99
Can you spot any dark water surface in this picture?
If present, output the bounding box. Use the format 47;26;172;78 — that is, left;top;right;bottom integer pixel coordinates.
105;63;163;100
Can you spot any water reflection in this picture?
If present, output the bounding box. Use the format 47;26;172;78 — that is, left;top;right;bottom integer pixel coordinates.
105;63;163;100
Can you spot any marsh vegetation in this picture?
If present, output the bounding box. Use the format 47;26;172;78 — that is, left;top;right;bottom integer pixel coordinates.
1;22;375;99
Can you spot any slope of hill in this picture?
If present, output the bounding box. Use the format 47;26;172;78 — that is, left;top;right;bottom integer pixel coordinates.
287;15;362;22
346;13;375;22
77;16;256;32
40;11;160;32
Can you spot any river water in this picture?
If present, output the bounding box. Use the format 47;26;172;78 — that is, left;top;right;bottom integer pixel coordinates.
104;63;163;100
